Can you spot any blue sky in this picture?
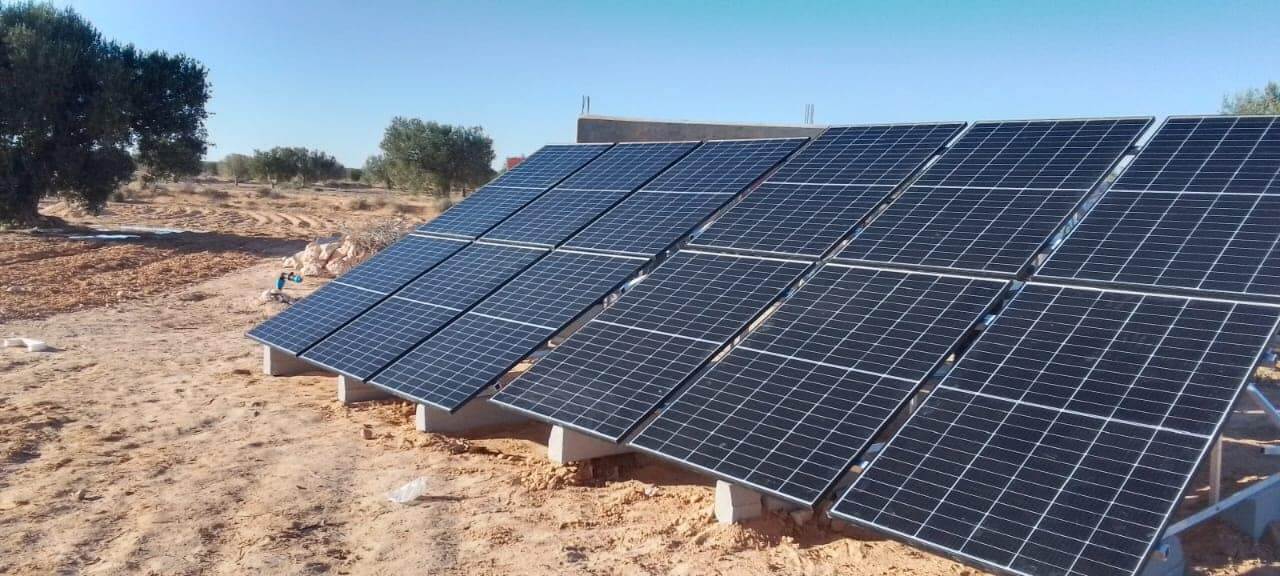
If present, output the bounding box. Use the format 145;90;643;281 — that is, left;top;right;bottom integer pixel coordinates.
59;0;1280;168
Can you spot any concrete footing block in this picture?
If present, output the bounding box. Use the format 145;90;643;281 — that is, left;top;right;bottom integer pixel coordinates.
337;375;393;404
547;425;631;465
415;400;526;434
1140;537;1185;576
714;480;762;524
262;345;313;376
1221;478;1280;539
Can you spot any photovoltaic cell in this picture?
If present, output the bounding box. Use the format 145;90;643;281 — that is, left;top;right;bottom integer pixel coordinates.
832;284;1280;576
493;252;812;441
371;251;645;410
246;235;466;353
836;118;1151;276
631;266;1007;505
483;142;699;246
1039;115;1280;303
300;243;546;379
564;191;740;256
556;141;700;192
688;122;965;258
642;138;806;194
768;123;966;186
417;144;611;238
247;282;385;354
1112;116;1280;195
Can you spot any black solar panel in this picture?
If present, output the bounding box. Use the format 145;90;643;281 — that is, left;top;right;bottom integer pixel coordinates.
370;251;645;410
642;138;806;194
335;234;472;293
493;252;812;441
768;123;965;186
247;282;385;355
300;243;546;379
836;118;1151;276
1112;116;1280;195
246;235;466;353
486;143;613;189
417;144;611;238
483;142;699;246
832;284;1280;576
631;266;1007;505
564;191;740;256
556;141;700;191
1038;115;1280;303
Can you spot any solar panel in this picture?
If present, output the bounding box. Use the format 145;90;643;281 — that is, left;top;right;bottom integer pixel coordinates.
642;138;806;194
418;144;611;238
563;191;742;256
689;123;966;257
483;142;699;246
1038;115;1280;303
370;251;645;410
832;284;1280;576
556;141;700;192
493;251;812;441
1111;116;1280;195
300;243;546;379
630;266;1007;505
836;118;1152;276
247;282;386;355
246;235;467;353
486;143;613;189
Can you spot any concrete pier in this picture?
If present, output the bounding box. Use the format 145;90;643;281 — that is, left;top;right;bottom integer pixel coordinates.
714;480;763;523
337;375;393;404
415;400;526;434
547;425;631;465
262;345;313;376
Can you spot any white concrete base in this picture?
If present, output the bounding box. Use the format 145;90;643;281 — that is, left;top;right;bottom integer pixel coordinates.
337;375;393;404
262;345;313;376
1221;477;1280;539
547;425;631;465
714;480;763;524
415;400;526;434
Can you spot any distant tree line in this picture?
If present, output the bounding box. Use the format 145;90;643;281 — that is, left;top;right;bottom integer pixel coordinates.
0;3;210;225
362;118;496;195
1223;81;1280;115
216;148;347;188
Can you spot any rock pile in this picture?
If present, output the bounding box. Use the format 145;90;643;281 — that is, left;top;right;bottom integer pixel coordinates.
282;237;375;278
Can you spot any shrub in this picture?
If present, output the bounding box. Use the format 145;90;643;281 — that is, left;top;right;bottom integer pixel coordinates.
347;197;372;211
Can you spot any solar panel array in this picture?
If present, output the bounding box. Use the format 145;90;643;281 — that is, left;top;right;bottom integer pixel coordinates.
833;285;1280;576
631;266;1007;504
418;144;611;238
836;118;1152;277
834;116;1280;576
295;142;697;381
247;143;609;355
368;138;806;410
1039;116;1280;302
495;124;968;441
247;235;467;353
495;251;812;439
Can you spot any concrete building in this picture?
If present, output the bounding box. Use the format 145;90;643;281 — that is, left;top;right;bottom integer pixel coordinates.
577;115;825;143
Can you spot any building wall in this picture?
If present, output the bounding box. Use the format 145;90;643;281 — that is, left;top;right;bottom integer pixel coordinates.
577;115;825;143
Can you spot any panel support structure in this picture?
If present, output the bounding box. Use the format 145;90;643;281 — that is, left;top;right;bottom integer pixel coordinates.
415;399;526;434
1209;436;1223;505
714;480;763;524
337;375;393;404
1140;537;1185;576
262;345;315;376
547;426;630;465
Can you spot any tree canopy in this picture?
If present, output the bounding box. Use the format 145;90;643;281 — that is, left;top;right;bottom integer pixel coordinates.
218;153;252;185
0;2;210;224
1222;82;1280;115
250;147;345;187
374;118;495;194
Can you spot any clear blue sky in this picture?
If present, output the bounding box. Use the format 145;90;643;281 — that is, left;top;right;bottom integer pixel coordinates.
59;0;1280;168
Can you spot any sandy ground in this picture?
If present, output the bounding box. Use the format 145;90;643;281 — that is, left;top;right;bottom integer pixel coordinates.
2;190;1280;575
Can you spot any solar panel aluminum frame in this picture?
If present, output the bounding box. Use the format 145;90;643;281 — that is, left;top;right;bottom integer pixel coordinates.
626;265;1013;508
407;249;653;413
828;283;1280;576
302;142;704;383
834;116;1155;281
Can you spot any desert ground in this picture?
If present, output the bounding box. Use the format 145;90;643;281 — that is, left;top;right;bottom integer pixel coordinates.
2;182;1280;575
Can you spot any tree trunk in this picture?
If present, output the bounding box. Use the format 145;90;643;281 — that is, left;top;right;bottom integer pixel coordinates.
0;176;41;226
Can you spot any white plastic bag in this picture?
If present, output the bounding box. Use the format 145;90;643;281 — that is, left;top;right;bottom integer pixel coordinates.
385;477;429;505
